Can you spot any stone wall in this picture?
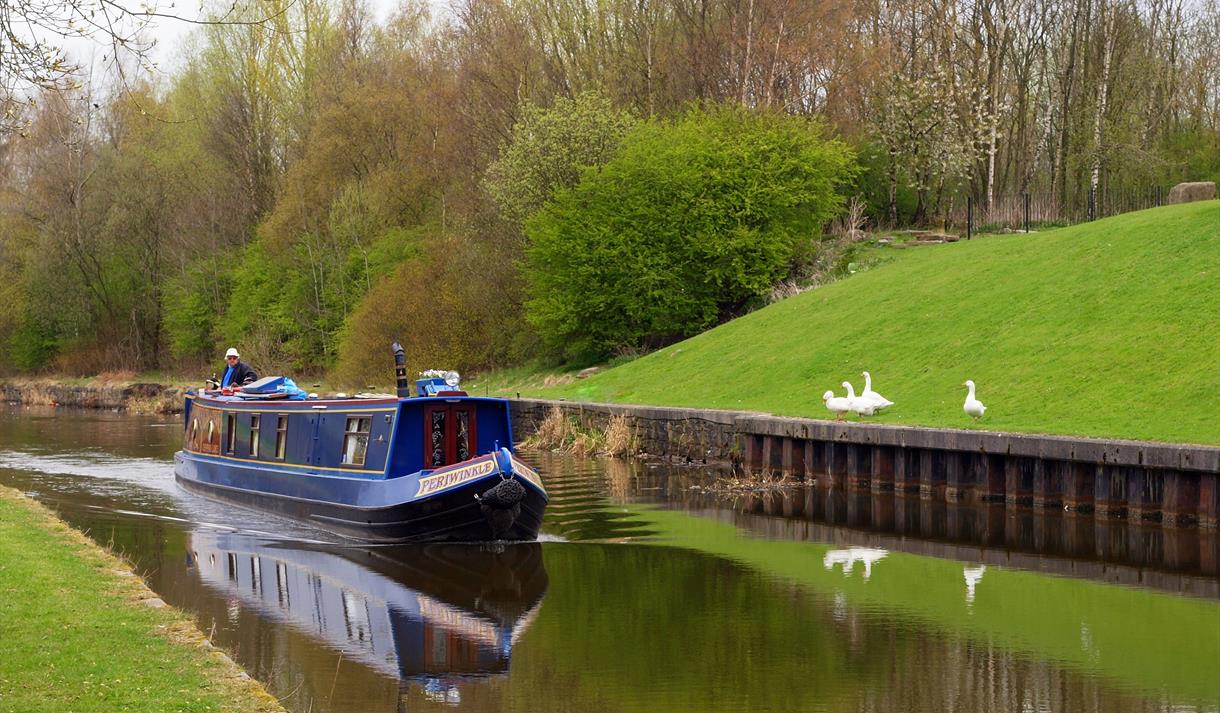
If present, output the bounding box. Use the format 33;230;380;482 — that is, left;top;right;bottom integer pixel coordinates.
509;399;744;464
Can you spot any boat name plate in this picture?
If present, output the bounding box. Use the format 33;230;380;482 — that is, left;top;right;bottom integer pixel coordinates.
416;458;497;497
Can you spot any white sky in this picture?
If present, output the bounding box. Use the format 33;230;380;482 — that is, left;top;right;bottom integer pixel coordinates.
54;0;407;86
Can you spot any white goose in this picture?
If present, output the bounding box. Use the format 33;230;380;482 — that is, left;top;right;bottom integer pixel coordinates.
963;380;987;419
861;371;894;410
823;390;852;421
843;381;877;417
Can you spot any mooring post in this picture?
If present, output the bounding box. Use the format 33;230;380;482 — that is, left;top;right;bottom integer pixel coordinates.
871;446;895;492
1062;462;1096;514
1095;465;1127;519
743;434;761;473
846;445;872;490
1006;457;1034;506
980;454;1006;502
828;442;848;488
918;450;938;500
780;437;796;474
1160;470;1199;528
966;196;973;240
787;438;806;479
1024;193;1031;233
1200;472;1220;529
812;441;830;484
760;436;776;475
1033;460;1062;509
943;452;969;500
893;448;916;493
1126;468;1159;523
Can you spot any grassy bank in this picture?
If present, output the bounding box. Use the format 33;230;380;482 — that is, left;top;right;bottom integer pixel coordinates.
509;201;1220;445
0;487;283;713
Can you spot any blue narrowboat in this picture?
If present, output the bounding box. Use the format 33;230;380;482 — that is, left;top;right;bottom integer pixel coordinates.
173;345;548;542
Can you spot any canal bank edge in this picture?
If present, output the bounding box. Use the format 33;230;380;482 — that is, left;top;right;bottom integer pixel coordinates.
0;486;287;713
5;382;1216;527
509;399;1220;529
0;379;186;413
1;379;185;413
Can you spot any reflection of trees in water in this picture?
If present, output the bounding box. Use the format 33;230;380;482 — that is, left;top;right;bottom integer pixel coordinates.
529;453;660;541
603;457;636;500
0;405;179;460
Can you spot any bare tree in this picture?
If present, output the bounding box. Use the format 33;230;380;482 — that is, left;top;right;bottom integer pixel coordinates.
0;0;286;133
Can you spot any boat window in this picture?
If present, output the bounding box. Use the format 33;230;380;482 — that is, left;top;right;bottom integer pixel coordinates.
275;416;288;460
226;414;236;454
456;411;472;461
430;410;446;467
188;418;199;449
203;413;221;454
250;415;260;458
342;417;371;466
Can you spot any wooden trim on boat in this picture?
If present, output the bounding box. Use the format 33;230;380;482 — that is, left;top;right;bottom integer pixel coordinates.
183;450;386;476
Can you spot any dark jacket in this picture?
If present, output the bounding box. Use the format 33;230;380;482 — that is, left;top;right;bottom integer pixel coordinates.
220;360;258;387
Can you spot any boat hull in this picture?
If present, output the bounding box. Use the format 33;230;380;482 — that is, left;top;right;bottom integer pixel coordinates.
174;451;547;543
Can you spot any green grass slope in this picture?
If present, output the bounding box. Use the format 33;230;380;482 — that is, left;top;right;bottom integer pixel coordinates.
534;200;1220;445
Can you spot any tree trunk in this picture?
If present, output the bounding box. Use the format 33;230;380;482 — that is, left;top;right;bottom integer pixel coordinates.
1090;1;1116;198
888;156;899;227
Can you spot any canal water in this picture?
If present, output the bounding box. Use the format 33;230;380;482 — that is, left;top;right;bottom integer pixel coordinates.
1;404;1218;713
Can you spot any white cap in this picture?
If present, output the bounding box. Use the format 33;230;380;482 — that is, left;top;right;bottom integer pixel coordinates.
225;347;239;358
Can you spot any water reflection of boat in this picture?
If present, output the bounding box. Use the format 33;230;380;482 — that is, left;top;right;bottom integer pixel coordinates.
186;531;547;682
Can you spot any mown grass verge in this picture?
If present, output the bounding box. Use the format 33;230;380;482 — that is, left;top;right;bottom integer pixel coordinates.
506;201;1220;446
0;487;284;713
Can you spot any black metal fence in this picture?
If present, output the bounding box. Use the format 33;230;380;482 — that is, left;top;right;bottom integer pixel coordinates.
948;185;1170;239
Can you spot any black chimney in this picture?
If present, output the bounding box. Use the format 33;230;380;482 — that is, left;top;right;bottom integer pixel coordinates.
391;341;410;398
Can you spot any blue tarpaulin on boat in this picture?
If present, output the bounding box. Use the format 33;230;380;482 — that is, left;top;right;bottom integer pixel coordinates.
241;376;308;400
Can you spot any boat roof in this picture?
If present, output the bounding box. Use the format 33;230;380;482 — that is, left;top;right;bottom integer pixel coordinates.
188;392;512;409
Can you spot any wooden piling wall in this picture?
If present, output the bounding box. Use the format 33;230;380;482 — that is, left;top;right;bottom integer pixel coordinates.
510;399;1220;529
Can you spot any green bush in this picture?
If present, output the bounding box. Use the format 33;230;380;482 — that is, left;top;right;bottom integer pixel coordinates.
163;260;232;364
523;104;858;362
6;317;57;371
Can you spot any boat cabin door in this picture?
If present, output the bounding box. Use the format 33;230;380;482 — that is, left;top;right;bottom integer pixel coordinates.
423;403;478;468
